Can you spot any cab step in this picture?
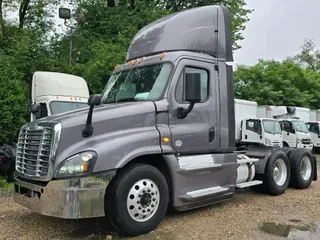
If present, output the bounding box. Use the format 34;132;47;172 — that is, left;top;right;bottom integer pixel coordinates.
179;185;232;201
236;180;262;189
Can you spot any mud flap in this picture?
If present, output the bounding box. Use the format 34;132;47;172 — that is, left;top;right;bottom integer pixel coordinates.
312;155;317;181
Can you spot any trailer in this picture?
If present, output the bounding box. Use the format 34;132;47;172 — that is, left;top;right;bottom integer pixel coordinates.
13;5;317;237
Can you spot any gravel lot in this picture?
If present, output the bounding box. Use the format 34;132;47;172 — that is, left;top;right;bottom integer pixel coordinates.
0;158;319;240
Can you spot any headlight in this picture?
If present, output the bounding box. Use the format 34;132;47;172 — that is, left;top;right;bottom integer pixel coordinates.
297;138;302;144
265;138;271;145
55;151;97;178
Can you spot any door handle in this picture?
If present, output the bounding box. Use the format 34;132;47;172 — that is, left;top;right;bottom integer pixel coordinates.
209;127;215;143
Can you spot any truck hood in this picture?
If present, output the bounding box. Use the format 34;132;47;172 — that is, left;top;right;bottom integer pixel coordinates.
49;101;158;168
42;101;155;129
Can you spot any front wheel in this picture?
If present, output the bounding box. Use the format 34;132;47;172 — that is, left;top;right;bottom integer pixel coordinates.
105;164;169;236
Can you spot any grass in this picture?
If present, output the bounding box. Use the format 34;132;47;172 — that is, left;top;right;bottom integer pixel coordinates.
0;176;14;191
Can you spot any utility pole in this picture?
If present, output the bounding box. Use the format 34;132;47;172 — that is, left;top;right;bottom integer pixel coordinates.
58;8;86;65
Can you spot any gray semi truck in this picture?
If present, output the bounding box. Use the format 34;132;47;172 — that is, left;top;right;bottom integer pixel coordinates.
13;5;317;237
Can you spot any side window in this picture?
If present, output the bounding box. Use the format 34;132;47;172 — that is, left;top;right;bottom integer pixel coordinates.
246;119;261;134
281;121;292;132
175;67;209;103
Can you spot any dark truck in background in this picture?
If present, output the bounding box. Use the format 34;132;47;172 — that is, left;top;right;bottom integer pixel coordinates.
13;5;317;237
0;144;16;182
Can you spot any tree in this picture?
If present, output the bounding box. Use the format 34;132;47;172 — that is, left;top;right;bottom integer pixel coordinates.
293;38;320;72
233;59;320;109
49;0;253;93
0;55;29;144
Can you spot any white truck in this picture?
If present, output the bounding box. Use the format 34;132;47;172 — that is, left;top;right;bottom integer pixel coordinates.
258;106;312;149
2;71;90;182
30;71;90;121
235;99;283;147
306;109;320;153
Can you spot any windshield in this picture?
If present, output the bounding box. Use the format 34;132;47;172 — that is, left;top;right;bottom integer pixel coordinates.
292;120;309;133
101;63;172;103
306;123;320;134
262;120;282;134
50;101;88;115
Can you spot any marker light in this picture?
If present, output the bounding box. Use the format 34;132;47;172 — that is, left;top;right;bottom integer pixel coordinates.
163;137;170;143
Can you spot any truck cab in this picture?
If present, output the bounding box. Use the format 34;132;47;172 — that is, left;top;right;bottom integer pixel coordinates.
306;121;320;153
239;118;282;147
258;105;312;149
235;99;282;147
30;71;90;121
12;5;317;237
279;118;312;149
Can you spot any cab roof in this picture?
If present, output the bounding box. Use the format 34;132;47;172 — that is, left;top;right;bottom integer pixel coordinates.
126;5;233;62
32;71;89;101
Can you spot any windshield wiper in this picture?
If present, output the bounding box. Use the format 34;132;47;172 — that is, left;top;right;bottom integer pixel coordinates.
116;98;140;103
103;98;140;104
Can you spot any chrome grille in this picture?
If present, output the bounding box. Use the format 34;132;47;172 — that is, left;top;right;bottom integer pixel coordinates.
16;126;54;178
273;142;280;147
302;139;311;144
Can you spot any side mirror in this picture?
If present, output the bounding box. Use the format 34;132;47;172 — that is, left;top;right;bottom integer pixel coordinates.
83;94;102;138
177;73;201;119
291;129;296;134
30;103;40;114
88;94;102;107
184;73;201;103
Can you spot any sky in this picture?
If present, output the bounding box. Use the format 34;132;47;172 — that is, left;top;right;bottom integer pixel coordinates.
233;0;320;66
7;0;320;67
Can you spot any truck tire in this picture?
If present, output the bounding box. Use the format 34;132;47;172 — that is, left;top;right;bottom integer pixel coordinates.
259;150;291;195
312;146;320;154
105;163;169;236
288;148;314;189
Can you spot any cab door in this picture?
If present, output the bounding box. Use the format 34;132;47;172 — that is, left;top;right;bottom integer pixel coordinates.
280;120;296;147
167;58;219;154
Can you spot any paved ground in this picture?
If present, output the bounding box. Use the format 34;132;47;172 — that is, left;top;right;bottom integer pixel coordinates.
0;157;319;240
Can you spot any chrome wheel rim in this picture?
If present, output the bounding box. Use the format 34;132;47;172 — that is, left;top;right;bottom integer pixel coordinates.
300;156;312;181
127;179;160;222
273;158;287;186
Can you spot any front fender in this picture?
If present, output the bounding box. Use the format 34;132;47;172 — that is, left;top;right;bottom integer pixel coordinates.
54;125;162;174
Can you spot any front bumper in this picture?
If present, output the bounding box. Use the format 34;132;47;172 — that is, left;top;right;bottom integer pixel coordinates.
297;143;313;150
13;172;115;219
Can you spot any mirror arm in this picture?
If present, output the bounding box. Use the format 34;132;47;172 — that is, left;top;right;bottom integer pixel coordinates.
82;106;94;137
177;102;195;119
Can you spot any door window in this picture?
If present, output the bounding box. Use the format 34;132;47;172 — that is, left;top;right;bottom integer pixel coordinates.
175;67;209;103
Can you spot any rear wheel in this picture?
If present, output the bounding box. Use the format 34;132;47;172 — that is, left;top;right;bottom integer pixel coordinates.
256;150;290;195
288;148;314;189
106;164;169;236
